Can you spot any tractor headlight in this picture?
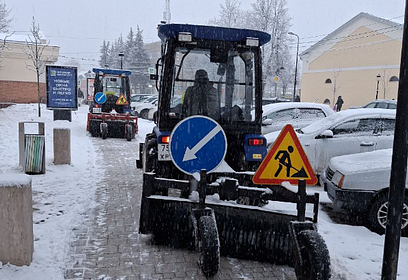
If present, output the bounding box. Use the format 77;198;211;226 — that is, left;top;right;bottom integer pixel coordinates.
178;32;192;42
246;37;259;47
332;170;345;188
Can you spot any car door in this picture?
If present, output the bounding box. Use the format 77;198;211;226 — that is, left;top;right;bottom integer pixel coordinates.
313;117;381;174
375;118;395;150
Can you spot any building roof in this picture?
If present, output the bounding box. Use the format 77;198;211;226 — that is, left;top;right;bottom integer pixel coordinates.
0;31;52;45
300;12;402;58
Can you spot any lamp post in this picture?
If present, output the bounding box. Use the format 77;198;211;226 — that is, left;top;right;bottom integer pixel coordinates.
376;74;381;100
119;52;124;69
289;32;300;101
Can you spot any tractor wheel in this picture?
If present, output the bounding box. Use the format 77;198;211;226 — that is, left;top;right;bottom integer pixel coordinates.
125;124;133;141
296;230;331;280
100;123;108;139
367;194;408;235
199;215;220;277
89;120;99;137
143;135;158;173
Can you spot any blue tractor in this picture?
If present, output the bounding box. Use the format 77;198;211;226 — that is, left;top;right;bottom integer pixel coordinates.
137;23;330;279
87;68;138;141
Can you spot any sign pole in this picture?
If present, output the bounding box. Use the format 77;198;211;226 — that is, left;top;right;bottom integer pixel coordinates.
199;169;207;210
297;179;306;222
381;0;408;278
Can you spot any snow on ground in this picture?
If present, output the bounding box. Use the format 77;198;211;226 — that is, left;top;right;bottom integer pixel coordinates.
0;103;407;280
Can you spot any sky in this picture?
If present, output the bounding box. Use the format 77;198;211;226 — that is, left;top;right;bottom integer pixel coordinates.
0;103;407;279
3;0;407;73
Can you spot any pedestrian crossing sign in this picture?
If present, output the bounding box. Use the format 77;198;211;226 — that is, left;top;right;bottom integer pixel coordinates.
253;124;317;185
116;94;129;105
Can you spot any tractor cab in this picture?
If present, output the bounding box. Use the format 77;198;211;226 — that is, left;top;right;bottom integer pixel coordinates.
90;68;133;114
151;24;270;172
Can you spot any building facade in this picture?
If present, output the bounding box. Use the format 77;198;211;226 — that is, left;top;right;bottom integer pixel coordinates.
0;34;59;104
300;13;402;109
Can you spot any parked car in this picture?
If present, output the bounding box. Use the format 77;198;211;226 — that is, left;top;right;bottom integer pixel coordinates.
320;149;408;235
350;99;397;109
132;96;158;119
264;108;396;175
130;94;154;103
261;102;334;134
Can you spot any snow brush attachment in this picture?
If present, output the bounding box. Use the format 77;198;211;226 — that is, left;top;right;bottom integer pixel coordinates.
139;173;330;279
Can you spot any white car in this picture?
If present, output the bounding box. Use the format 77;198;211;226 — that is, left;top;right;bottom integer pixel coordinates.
131;96;158;119
264;108;396;175
261;102;333;134
320;149;408;235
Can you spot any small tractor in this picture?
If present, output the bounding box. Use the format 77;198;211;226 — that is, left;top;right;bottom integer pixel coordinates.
137;23;331;279
87;68;138;141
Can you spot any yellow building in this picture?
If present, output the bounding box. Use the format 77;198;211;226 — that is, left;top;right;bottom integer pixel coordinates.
0;33;59;104
300;13;401;109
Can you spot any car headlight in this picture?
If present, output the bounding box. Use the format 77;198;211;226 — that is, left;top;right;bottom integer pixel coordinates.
332;170;345;188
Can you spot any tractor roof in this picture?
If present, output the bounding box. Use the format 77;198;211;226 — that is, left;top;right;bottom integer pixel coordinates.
92;68;132;76
158;23;271;46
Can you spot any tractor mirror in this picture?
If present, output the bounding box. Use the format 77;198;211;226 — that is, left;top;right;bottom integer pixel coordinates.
211;48;228;63
217;63;226;76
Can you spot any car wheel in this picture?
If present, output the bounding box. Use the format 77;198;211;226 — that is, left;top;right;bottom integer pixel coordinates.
140;109;149;119
367;194;408;235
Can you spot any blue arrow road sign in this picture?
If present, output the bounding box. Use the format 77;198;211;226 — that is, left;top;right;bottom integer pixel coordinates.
170;116;227;175
94;92;106;104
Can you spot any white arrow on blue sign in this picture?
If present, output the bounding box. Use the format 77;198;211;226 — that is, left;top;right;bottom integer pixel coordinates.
170;116;227;175
94;92;107;104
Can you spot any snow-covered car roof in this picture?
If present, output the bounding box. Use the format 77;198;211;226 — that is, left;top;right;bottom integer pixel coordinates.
262;102;334;116
300;108;396;135
264;108;396;144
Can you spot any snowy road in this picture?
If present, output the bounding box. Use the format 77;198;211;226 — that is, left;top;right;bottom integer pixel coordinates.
64;135;297;280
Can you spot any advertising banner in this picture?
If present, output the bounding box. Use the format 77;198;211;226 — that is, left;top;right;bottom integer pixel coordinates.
87;78;95;101
46;65;78;110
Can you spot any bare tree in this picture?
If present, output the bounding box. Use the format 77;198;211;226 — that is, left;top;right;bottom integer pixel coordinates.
0;1;12;65
24;17;52;117
331;68;342;107
208;0;243;28
0;1;11;32
380;67;391;99
245;0;292;96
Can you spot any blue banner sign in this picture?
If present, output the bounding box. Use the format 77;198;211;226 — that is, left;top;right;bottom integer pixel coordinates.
46;65;78;110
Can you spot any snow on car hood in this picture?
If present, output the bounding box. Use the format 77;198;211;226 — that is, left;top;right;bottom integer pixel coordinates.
330;149;392;175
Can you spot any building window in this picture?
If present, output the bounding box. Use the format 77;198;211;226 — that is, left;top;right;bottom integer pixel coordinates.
389;76;399;82
325;78;332;84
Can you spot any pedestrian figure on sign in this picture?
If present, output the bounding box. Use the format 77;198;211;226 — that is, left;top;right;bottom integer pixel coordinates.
274;145;294;177
335;96;344;112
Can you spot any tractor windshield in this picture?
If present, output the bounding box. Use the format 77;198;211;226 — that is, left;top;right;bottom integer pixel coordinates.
170;47;256;123
100;75;124;97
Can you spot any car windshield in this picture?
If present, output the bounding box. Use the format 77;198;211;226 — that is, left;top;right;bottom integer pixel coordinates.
170;47;256;123
300;114;338;134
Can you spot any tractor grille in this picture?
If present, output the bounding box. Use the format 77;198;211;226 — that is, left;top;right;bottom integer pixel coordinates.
326;166;335;181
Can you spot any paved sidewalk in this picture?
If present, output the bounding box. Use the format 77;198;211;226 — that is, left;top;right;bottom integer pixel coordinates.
65;138;297;280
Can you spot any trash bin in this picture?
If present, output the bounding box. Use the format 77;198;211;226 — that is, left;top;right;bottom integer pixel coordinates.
19;122;46;174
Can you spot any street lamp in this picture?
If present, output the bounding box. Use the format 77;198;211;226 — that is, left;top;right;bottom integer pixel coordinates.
119;52;124;69
289;31;300;101
376;74;381;100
